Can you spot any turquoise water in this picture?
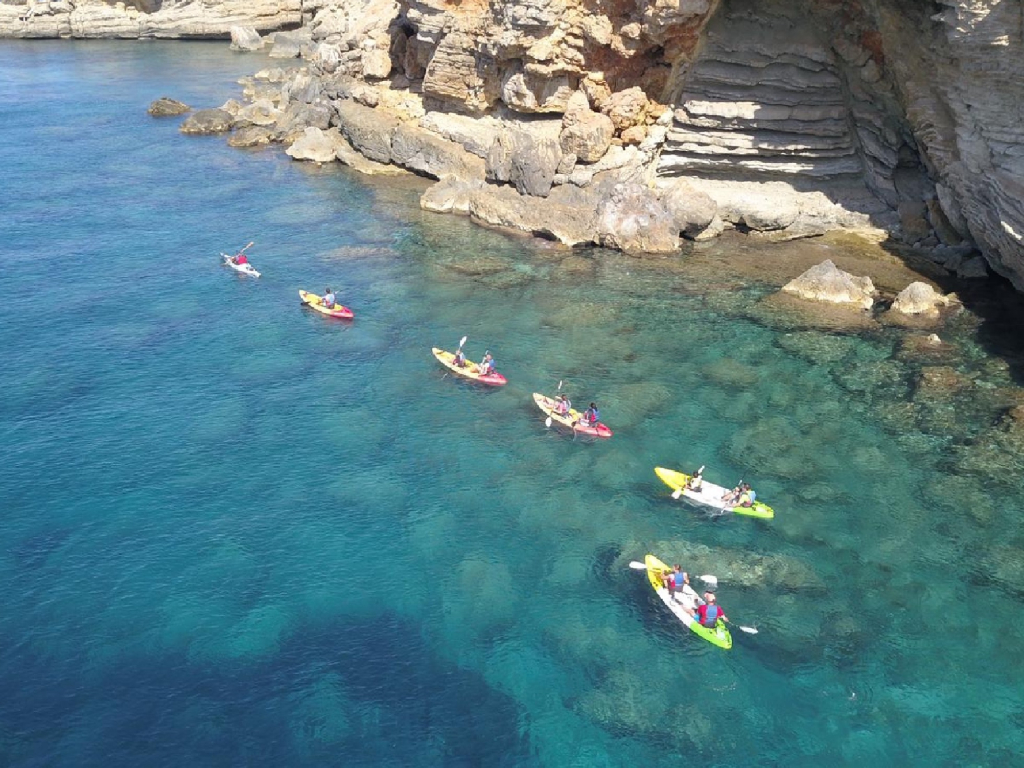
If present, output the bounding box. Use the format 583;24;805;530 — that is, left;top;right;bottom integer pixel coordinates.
3;41;1024;766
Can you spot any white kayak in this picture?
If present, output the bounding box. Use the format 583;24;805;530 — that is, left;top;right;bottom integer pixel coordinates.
655;467;774;519
222;253;260;278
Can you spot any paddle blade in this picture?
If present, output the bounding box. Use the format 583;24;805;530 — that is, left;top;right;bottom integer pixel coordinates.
628;561;648;570
557;380;563;391
699;574;718;587
739;626;758;634
545;416;553;428
671;489;683;500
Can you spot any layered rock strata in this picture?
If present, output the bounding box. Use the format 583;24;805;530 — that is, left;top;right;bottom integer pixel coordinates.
37;0;1020;285
0;0;302;39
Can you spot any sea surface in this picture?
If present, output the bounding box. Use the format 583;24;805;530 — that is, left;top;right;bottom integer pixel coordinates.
2;41;1024;767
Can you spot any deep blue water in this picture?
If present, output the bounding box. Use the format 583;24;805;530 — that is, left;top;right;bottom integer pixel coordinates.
2;40;1024;767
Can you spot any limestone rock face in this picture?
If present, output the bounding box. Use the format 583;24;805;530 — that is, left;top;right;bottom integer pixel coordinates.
559;91;614;163
180;108;233;134
890;282;955;317
596;180;715;252
486;127;563;198
0;0;302;39
148;97;190;117
390;122;486;180
781;259;876;310
286;126;346;162
230;26;263;51
332;100;400;164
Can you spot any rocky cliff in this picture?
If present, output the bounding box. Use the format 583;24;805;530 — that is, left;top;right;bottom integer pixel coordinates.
0;0;303;38
10;0;1022;288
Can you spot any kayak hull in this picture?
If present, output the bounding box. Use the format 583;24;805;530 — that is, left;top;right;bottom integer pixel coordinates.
222;254;260;278
644;554;732;649
532;393;612;437
432;348;507;386
299;290;354;318
654;466;774;519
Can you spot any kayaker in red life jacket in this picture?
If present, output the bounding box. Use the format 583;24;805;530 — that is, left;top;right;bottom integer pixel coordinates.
661;565;689;602
554;394;571;416
576;402;599;427
234;252;248;265
693;592;729;627
453;349;467;367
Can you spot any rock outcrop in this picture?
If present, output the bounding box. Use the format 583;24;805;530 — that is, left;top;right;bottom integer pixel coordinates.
781;259;876;309
63;0;1019;279
148;97;190;116
890;282;956;317
0;0;302;39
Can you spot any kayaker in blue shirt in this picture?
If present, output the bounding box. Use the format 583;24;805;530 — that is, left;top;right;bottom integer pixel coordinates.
694;592;729;627
578;403;599;427
479;352;495;376
736;483;756;507
321;287;336;309
661;565;689;602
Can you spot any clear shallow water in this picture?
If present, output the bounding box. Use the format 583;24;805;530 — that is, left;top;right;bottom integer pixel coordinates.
2;41;1024;767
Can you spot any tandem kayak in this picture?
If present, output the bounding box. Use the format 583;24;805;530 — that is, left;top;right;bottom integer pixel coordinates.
432;348;507;386
654;467;774;519
222;253;260;278
532;393;612;437
299;290;354;319
644;554;732;650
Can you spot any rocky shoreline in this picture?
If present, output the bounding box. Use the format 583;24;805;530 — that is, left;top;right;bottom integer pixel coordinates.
8;0;1023;288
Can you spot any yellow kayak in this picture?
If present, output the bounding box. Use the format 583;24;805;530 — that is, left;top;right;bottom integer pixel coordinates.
654;467;774;519
299;290;354;318
532;393;612;437
432;348;507;386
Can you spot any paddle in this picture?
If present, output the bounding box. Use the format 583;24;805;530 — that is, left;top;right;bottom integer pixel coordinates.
545;380;563;428
627;563;758;634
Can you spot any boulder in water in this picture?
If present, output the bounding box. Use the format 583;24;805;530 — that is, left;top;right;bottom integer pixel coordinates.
781;259;875;310
179;108;233;135
229;26;263;52
890;281;956;316
148;97;190;117
285;127;344;163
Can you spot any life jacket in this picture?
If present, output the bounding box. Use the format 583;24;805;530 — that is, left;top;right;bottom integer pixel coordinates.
236;255;247;264
702;604;721;625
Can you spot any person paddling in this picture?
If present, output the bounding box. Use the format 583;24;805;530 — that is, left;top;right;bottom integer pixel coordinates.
554;394;571;416
688;466;705;492
453;348;467;368
321;287;336;309
577;402;599;428
736;483;756;508
691;591;728;627
479;352;495;377
661;565;689;603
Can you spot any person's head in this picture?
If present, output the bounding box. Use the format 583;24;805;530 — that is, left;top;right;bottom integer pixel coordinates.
705;592;716;603
589;402;596;409
325;287;331;293
673;564;681;572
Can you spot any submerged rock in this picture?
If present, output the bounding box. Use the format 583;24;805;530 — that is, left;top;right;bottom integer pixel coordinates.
148;97;190;117
781;259;875;310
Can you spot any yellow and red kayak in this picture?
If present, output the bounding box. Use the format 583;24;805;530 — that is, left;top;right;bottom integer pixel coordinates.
299;290;354;318
532;393;612;437
432;348;507;386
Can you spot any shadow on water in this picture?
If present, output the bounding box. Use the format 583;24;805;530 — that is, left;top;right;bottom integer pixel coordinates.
0;612;532;768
